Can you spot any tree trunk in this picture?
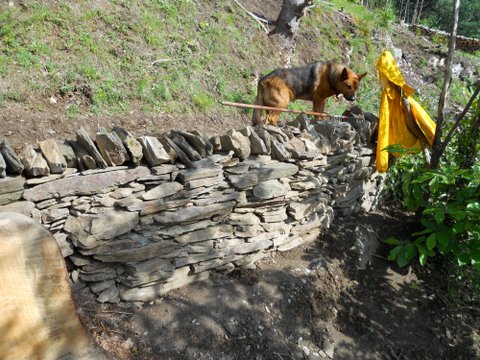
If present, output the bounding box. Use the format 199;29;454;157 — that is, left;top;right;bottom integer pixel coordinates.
399;0;406;22
270;0;313;38
404;0;410;22
270;0;313;66
411;0;420;24
430;0;461;169
417;0;425;24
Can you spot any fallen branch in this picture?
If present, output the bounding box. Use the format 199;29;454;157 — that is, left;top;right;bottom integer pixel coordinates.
151;58;180;66
233;0;271;34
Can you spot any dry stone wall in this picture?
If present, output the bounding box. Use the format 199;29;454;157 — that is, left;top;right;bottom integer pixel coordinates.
0;112;382;303
409;24;480;52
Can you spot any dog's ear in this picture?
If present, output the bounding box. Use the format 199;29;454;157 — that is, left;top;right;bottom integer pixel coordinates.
341;67;349;80
358;72;367;81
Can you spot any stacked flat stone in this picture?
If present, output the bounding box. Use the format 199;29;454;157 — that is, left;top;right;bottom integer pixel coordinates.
409;24;480;52
0;113;382;303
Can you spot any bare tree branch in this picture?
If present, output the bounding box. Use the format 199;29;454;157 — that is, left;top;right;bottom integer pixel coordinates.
437;83;480;156
430;0;461;169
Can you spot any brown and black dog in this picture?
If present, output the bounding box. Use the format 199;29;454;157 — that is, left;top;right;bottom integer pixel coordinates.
252;61;366;126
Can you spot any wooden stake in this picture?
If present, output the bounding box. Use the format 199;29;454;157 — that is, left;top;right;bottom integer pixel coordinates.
220;101;352;120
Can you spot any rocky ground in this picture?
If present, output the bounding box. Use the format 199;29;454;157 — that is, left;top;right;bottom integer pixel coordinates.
74;206;479;360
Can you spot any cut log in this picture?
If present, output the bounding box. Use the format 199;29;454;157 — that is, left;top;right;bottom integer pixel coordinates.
0;212;109;360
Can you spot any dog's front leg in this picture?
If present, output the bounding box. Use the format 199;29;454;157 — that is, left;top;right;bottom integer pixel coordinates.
312;98;326;119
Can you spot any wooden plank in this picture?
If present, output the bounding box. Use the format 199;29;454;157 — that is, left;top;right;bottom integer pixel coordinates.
0;212;109;360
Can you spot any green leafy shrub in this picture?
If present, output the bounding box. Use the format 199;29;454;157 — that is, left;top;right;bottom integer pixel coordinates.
386;162;480;269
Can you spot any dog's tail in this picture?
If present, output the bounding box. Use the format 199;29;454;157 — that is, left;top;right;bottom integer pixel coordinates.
252;83;264;126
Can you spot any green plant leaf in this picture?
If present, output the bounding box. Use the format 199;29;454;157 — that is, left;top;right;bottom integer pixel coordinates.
396;244;417;268
457;253;469;266
453;222;466;234
426;233;437;250
412;174;432;183
421;219;436;229
464;221;474;231
471;249;480;262
441;174;455;185
412;228;433;237
405;243;417;260
396;254;410;268
429;176;439;194
447;208;467;221
384;237;400;245
437;229;452;248
411;185;424;209
388;245;402;261
402;178;411;199
416;243;428;257
419;253;427;266
466;202;480;213
434;208;445;224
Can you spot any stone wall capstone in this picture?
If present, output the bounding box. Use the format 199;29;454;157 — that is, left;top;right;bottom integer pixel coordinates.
0;111;383;303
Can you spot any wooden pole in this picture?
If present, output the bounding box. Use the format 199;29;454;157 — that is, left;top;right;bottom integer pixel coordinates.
430;0;461;169
221;101;353;120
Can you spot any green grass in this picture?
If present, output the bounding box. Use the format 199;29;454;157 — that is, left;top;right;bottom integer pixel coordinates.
66;104;80;118
1;1;250;114
448;79;472;106
328;0;396;30
1;0;474;118
0;1;371;117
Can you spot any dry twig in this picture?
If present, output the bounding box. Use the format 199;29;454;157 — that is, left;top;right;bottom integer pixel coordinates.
233;0;271;34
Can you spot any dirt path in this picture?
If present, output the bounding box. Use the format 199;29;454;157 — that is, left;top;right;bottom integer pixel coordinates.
74;208;478;360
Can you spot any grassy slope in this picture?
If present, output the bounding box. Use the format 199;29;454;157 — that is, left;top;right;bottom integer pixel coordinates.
0;0;450;120
1;1;271;116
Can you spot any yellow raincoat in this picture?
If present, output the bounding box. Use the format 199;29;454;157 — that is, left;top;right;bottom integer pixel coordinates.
376;50;436;172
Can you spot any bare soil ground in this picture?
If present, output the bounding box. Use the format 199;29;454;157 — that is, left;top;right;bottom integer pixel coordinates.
73;207;479;360
0;104;252;151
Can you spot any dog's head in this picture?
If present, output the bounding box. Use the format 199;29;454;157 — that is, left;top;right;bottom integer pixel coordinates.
334;66;367;102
